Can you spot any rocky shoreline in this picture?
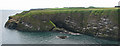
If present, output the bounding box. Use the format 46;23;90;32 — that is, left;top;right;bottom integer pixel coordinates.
5;8;120;41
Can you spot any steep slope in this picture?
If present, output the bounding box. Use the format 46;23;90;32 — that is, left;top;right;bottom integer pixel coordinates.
5;8;120;40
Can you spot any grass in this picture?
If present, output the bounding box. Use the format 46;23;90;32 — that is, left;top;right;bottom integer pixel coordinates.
49;20;56;28
13;7;119;17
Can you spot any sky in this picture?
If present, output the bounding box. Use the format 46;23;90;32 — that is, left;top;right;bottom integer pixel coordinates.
0;0;120;10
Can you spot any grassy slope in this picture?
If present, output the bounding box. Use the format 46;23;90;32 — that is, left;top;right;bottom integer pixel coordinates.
6;7;120;40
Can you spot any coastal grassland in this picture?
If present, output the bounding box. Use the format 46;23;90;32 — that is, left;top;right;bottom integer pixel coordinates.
5;7;120;40
8;8;119;31
12;7;119;17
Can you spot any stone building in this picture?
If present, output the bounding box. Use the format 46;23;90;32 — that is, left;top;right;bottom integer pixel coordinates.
118;1;120;6
115;1;120;7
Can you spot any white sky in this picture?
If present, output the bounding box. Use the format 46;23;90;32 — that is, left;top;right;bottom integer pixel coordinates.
0;0;119;10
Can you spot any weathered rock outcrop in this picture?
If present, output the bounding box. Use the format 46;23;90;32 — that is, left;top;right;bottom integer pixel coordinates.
5;8;120;40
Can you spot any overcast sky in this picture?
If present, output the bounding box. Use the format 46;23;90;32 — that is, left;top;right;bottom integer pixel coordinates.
0;0;119;10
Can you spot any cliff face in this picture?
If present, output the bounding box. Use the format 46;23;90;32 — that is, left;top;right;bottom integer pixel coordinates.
5;8;120;40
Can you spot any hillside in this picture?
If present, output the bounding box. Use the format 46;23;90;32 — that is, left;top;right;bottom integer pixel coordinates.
5;8;120;40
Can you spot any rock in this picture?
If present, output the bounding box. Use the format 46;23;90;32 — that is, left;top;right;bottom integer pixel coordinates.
104;22;108;24
93;27;97;29
109;29;113;31
106;19;109;21
86;27;90;29
25;24;29;27
83;28;86;30
70;32;81;35
37;28;40;30
103;19;106;21
106;30;110;32
98;23;102;25
56;36;69;39
5;22;18;29
113;26;119;29
43;21;47;23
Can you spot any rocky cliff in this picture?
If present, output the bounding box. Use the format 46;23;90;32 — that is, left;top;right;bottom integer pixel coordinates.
5;8;120;40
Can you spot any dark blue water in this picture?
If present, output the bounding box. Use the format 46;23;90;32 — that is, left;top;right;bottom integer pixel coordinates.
1;10;119;44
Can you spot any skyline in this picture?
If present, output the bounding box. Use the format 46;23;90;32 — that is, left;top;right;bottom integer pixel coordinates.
0;0;120;10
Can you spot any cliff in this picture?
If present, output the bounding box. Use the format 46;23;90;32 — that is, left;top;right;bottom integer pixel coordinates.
5;8;120;40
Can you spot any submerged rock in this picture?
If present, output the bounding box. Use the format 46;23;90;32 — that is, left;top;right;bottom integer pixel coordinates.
56;36;69;39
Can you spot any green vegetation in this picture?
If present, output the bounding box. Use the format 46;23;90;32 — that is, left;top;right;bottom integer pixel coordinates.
5;7;120;40
49;20;56;28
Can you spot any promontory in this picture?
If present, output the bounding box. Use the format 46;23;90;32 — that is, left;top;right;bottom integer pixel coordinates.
5;7;120;41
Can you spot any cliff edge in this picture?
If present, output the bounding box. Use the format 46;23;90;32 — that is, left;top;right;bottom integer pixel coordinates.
5;8;120;40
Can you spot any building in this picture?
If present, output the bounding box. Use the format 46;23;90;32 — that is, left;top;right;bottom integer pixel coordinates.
64;7;85;8
30;8;47;11
118;1;120;6
115;1;120;7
